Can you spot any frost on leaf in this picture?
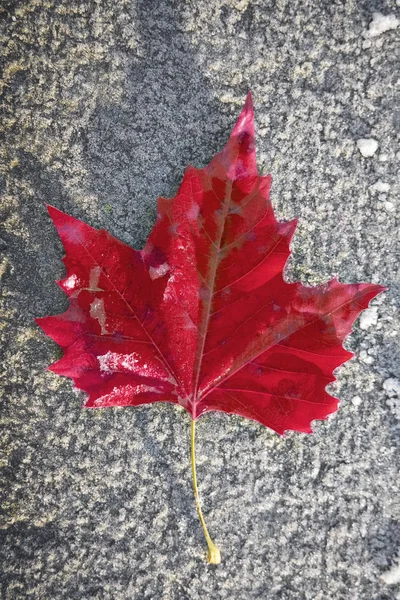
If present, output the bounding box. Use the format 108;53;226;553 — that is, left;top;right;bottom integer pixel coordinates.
36;92;385;435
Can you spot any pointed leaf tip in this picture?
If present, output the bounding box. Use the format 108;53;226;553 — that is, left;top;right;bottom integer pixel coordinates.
211;92;257;181
46;203;68;226
244;89;254;110
232;91;255;139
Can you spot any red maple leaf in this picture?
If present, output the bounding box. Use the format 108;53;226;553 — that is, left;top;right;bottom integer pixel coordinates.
36;92;385;563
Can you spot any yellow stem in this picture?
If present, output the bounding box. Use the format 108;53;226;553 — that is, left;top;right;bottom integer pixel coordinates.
190;419;221;564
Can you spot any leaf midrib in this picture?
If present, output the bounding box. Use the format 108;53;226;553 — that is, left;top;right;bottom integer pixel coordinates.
192;177;233;415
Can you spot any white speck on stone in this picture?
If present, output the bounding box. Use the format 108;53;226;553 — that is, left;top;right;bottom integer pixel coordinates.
359;350;375;364
385;201;395;212
362;39;372;49
383;378;400;397
364;12;400;38
352;396;362;407
357;138;378;157
370;180;390;193
379;153;388;162
381;554;400;585
149;262;169;280
359;307;378;329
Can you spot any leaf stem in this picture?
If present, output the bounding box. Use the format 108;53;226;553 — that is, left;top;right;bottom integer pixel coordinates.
190;419;221;564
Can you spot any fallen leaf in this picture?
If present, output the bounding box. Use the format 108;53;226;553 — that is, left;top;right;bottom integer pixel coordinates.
36;92;385;563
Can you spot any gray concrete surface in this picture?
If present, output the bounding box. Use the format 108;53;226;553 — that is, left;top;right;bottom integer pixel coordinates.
0;1;399;598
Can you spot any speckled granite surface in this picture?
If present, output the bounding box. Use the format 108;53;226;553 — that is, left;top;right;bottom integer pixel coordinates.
0;1;399;598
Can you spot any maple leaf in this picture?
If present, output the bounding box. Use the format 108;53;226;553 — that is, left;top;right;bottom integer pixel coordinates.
36;92;385;563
